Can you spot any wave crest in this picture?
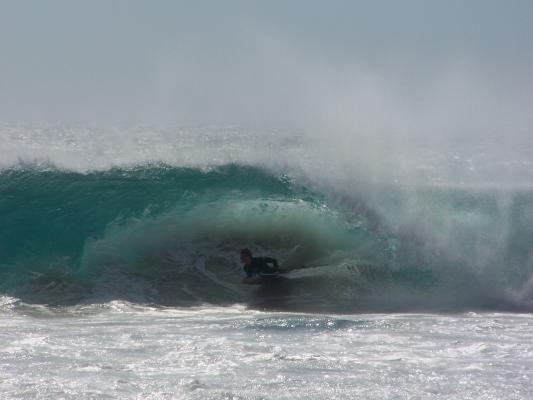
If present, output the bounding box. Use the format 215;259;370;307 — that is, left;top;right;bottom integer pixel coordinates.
1;164;533;312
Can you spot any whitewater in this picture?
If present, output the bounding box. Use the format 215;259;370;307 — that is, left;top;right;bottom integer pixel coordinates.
1;124;533;399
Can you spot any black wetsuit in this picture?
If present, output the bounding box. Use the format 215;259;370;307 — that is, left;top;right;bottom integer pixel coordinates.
243;257;279;278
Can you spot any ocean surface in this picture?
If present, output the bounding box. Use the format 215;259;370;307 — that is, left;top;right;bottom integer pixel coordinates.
1;124;533;399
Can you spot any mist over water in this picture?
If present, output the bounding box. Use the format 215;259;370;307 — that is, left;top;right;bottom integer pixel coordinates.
1;1;533;313
2;129;533;312
3;4;533;399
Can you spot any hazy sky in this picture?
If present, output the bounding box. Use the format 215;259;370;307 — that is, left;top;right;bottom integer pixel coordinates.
1;0;532;129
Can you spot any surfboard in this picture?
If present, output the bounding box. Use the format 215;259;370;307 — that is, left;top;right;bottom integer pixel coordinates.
242;273;289;285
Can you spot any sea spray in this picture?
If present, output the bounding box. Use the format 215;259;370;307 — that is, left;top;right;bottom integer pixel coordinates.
2;162;532;311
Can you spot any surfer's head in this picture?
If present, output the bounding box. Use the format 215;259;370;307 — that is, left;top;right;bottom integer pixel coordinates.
240;248;253;265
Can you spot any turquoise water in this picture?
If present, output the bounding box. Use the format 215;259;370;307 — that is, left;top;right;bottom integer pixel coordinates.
2;125;533;399
2;162;533;312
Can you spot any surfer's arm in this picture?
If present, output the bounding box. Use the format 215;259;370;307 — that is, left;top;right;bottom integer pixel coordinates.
243;264;254;278
242;264;259;283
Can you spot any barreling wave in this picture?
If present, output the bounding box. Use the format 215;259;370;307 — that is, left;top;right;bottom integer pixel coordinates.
1;163;533;312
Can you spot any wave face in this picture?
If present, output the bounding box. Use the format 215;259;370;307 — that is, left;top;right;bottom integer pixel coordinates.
2;161;533;313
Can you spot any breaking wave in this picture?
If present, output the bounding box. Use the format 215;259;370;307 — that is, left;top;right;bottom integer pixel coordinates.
1;163;533;312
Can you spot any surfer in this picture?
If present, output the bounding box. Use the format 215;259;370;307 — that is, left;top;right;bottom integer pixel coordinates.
240;248;280;283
